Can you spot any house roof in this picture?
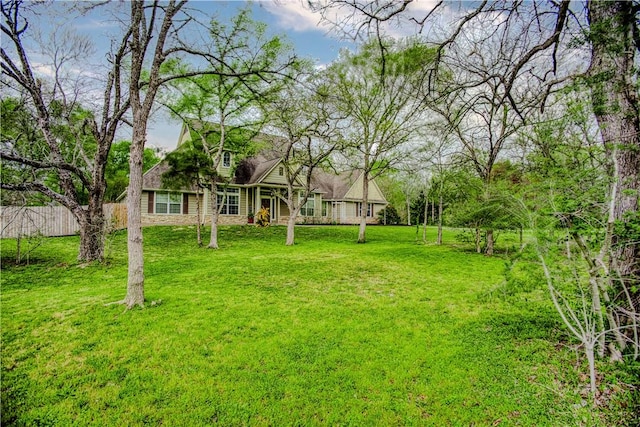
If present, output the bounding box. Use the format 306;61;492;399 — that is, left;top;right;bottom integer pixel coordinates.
234;154;281;185
312;169;359;199
140;121;387;204
141;161;198;192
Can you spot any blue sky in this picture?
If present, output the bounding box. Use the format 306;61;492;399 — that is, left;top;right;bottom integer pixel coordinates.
68;0;358;150
14;1;355;149
26;0;440;150
145;1;354;149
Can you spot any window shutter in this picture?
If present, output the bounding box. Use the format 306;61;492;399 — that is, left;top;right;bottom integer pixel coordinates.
148;192;154;214
183;193;189;214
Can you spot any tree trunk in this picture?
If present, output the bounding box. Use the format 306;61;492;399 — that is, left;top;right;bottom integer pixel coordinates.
475;227;482;253
358;171;369;244
431;199;436;224
77;187;107;261
195;187;202;247
122;0;185;309
209;181;219;249
15;230;21;264
285;190;298;246
124;124;146;309
485;229;494;256
422;193;428;243
286;215;296;246
358;210;367;243
588;1;640;311
437;194;443;245
406;195;411;226
585;341;598;399
77;212;105;262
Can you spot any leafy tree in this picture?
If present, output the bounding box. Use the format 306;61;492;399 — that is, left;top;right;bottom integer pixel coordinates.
104;141;161;202
376;171;420;226
161;7;297;249
161;139;212;246
377;205;400;225
327;38;437;243
410;190;427;227
261;71;344;246
0;97;49;206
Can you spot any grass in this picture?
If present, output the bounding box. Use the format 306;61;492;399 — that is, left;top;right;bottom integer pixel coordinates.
1;225;638;426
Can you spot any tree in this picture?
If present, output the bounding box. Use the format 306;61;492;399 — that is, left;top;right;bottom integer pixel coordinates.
327;39;436;243
162;7;297;249
104;140;161;202
377;205;400;225
376;163;426;227
311;0;639;329
1;1;128;262
121;2;298;308
424;138;460;246
262;73;344;246
0;97;49;206
161;138;212;246
587;2;639;304
517;99;639;397
123;0;195;308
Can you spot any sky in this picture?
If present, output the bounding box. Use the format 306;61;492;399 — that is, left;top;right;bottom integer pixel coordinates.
19;0;444;151
55;0;362;151
147;1;354;150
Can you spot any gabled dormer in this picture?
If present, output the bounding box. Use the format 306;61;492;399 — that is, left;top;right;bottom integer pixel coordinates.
218;150;234;178
177;121;239;179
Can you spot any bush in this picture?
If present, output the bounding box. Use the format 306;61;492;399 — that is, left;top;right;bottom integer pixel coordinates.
377;206;400;225
255;207;270;227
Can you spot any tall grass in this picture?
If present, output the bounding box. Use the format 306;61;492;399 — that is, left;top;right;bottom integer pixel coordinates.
1;225;638;426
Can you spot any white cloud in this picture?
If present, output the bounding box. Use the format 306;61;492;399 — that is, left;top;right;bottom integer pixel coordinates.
258;0;446;40
31;62;57;79
259;0;326;32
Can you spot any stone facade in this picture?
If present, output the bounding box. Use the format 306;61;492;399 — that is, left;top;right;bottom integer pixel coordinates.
140;213;378;227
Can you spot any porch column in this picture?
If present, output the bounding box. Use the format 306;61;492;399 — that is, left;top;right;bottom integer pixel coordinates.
253;186;262;216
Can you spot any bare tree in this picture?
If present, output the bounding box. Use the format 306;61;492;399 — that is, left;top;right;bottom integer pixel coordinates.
1;0;129;262
310;0;639;322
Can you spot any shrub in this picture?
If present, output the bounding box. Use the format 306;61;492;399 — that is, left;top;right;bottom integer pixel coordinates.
377;206;401;225
255;207;270;227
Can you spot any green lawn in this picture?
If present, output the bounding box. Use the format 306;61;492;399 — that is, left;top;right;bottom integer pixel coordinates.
1;225;638;426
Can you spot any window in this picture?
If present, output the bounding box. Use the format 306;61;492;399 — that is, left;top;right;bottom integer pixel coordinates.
322;202;328;217
356;202;373;217
217;187;239;215
278;166;284;176
156;192;181;214
223;152;231;168
299;193;315;216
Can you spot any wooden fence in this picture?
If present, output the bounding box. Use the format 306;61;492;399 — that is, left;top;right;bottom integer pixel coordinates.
0;204;127;239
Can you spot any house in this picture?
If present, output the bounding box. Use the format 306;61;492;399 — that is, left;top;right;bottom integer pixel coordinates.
139;122;387;226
